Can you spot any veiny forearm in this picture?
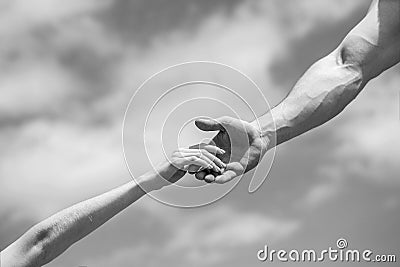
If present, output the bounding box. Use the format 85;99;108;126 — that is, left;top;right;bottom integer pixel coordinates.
254;50;364;147
254;0;400;149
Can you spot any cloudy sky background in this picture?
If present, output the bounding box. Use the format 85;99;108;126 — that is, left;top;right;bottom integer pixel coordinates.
0;0;399;266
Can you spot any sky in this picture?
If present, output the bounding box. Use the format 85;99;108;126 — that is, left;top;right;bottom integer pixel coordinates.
0;0;399;266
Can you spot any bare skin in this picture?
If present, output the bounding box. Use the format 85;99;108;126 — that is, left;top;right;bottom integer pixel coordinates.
0;145;225;267
192;0;400;184
1;0;399;265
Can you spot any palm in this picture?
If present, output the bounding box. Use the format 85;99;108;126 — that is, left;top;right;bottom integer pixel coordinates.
194;117;269;183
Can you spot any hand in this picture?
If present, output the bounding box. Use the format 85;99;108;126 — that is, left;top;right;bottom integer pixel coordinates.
170;145;226;173
189;116;270;184
141;145;226;191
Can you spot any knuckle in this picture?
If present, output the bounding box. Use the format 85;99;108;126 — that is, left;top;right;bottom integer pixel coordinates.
220;116;232;124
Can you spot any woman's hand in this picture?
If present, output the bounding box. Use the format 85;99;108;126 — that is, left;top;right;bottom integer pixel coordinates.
138;145;226;191
170;145;226;173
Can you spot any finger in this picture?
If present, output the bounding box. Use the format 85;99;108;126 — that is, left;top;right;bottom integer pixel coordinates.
202;144;225;155
186;162;211;174
193;143;225;155
198;153;221;173
188;143;206;150
179;148;225;168
208;169;221;177
195;118;225;132
195;171;207;180
214;170;237;184
173;156;209;170
178;151;221;173
182;149;205;173
188;143;225;155
204;174;216;183
181;157;212;170
187;165;202;174
189;148;226;169
201;149;225;168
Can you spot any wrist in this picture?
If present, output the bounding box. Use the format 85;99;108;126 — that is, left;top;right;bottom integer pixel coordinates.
136;171;159;193
137;161;180;192
250;115;276;150
136;162;168;192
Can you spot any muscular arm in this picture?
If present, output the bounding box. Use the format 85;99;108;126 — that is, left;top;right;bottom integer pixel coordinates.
190;0;399;185
253;0;400;147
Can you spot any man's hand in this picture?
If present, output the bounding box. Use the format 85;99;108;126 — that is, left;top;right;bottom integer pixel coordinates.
189;116;270;184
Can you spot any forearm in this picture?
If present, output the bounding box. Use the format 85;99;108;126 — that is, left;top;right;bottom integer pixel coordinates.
30;180;146;264
253;0;400;149
1;166;168;267
252;50;364;148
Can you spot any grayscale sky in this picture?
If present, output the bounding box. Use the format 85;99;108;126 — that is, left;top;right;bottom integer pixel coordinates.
0;0;399;266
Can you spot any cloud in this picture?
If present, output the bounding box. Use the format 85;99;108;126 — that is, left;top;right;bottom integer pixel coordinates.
0;61;76;122
0;0;110;35
81;205;299;267
0;0;370;129
325;70;400;184
298;181;339;209
95;0;241;46
0;0;123;128
268;0;369;87
166;207;299;265
0;120;125;219
1;0;399;266
291;64;400;217
83;244;154;267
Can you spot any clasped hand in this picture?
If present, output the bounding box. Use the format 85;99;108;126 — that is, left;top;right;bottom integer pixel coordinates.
156;116;270;188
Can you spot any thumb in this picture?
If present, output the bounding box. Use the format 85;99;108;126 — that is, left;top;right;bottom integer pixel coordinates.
195;117;229;132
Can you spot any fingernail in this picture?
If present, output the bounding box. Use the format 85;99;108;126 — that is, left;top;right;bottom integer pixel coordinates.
219;149;225;154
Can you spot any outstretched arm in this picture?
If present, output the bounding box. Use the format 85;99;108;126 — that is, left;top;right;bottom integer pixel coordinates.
253;0;400;147
1;145;224;267
1;179;149;267
193;0;400;184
